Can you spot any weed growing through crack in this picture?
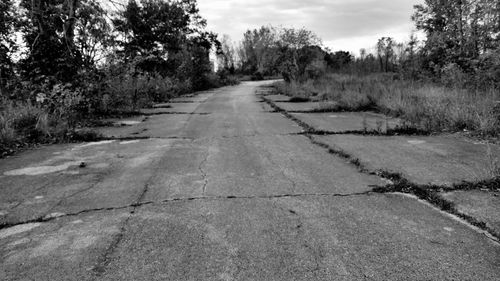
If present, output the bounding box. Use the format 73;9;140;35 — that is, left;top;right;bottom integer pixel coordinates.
260;87;500;241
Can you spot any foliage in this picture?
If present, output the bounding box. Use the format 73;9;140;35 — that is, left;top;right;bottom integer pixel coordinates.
19;0;82;82
76;0;114;67
413;0;500;76
0;0;19;89
0;0;231;154
228;25;326;82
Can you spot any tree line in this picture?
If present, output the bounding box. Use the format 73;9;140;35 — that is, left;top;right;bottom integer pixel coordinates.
0;0;231;111
0;0;240;155
219;0;500;88
217;25;353;82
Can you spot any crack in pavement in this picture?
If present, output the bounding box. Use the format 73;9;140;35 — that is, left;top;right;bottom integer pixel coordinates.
260;96;426;137
257;88;500;243
141;112;211;116
91;147;169;276
101;136;195;141
0;191;376;231
198;150;209;194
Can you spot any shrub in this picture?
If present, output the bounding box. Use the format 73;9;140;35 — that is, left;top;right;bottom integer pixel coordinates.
0;98;53;155
251;72;264;81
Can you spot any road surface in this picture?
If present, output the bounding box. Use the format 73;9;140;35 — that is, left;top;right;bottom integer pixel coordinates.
0;81;499;280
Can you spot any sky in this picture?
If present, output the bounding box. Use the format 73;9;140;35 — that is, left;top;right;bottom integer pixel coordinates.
197;0;424;56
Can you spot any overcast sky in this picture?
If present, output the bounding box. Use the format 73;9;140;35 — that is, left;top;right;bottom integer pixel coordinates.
198;0;424;55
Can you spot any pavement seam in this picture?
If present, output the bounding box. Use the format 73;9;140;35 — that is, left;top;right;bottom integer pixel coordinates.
260;95;427;137
96;133;301;144
258;88;500;243
0;191;376;231
140;112;211;116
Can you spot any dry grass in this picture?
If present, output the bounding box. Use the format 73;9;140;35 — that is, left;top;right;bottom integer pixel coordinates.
0;98;76;157
1;100;49;144
274;74;500;136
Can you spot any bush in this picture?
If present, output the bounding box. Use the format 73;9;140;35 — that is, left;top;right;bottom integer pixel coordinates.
441;63;466;88
1;99;54;155
251;72;264;81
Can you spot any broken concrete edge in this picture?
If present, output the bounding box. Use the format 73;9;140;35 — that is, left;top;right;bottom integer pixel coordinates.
313;131;500;243
0;129;107;160
258;88;500;242
260;95;429;137
374;182;500;243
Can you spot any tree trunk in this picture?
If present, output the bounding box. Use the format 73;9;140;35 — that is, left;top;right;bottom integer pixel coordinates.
63;0;79;55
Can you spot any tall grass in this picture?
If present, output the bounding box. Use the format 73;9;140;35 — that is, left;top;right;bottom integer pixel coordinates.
1;99;50;155
274;74;500;136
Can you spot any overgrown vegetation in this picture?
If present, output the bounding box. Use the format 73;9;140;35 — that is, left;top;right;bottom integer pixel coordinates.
274;74;500;136
0;0;237;156
232;0;500;138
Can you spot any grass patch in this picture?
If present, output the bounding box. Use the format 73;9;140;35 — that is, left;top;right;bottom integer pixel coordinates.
273;74;500;137
0;99;104;158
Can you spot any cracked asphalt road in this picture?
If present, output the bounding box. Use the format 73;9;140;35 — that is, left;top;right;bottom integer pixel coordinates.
1;81;499;280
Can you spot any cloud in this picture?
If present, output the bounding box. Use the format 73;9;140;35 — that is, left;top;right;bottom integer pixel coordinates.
198;0;424;54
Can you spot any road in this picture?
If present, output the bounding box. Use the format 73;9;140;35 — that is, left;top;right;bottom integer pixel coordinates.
0;81;499;280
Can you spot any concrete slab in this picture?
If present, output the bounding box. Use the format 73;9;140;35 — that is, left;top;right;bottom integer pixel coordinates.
441;190;500;236
263;94;291;102
93;114;189;139
111;116;146;127
0;138;176;225
313;134;500;186
273;101;338;112
0;209;131;281
139;102;200;114
152;103;172;108
101;194;500;280
178;112;303;139
290;112;402;132
143;135;385;201
169;91;214;103
272;101;322;112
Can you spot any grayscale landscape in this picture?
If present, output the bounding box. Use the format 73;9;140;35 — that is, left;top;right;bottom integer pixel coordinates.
0;0;499;280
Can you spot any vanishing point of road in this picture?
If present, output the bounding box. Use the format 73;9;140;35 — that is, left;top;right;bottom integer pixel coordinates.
0;81;499;280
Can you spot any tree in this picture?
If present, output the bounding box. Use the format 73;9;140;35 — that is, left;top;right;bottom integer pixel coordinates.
19;0;84;82
113;0;218;75
325;51;353;71
75;0;114;67
218;34;236;73
376;37;395;72
276;27;322;82
0;0;18;93
413;0;500;73
238;26;279;75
